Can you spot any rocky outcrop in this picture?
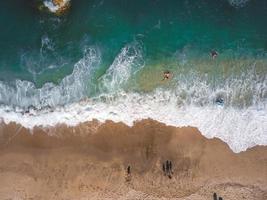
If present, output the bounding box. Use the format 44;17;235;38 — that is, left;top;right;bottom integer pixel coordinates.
53;0;70;14
42;0;71;15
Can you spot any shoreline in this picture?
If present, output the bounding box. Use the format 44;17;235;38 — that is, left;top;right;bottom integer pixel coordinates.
1;99;266;153
0;119;266;199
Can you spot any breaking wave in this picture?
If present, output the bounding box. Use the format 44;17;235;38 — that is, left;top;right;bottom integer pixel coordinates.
100;42;145;93
0;47;100;110
0;41;266;153
0;89;266;153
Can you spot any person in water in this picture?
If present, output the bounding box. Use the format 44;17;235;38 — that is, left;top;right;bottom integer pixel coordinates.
210;50;218;59
162;70;171;80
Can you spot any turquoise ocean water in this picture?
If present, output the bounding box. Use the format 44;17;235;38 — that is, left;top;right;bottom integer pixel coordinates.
0;0;266;152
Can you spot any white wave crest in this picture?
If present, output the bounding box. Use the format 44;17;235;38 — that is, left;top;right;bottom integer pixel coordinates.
100;42;144;92
172;70;266;108
0;47;101;110
0;89;266;153
0;41;266;153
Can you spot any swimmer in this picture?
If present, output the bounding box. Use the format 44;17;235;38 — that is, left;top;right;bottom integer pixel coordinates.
210;50;218;59
162;70;172;81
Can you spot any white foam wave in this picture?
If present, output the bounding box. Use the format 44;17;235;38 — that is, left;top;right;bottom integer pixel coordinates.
0;40;266;153
0;90;266;153
0;47;100;109
0;41;146;110
172;70;266;109
100;42;144;92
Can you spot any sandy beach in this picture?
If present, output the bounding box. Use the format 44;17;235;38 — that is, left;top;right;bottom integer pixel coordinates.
0;120;266;200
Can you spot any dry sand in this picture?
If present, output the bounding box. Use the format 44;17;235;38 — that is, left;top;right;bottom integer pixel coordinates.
0;119;266;200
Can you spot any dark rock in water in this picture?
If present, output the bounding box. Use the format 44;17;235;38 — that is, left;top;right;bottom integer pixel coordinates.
215;97;224;105
40;0;71;15
24;105;37;114
52;0;71;15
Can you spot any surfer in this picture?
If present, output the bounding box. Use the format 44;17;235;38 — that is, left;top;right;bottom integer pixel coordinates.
162;70;172;81
210;50;218;59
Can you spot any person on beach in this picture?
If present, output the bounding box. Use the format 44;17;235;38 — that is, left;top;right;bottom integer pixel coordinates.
162;70;172;81
127;165;131;175
210;50;218;59
213;193;217;200
162;160;173;178
125;165;131;182
213;192;223;200
166;160;170;172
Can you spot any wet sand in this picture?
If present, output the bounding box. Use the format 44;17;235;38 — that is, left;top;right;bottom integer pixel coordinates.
0;119;266;200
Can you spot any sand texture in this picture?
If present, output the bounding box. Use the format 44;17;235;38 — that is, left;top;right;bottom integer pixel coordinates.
0;120;266;200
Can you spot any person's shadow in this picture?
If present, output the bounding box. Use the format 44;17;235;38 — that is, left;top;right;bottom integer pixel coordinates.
125;165;131;182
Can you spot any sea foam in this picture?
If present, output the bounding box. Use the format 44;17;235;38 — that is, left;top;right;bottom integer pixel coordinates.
0;90;266;153
0;42;266;153
0;47;100;110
